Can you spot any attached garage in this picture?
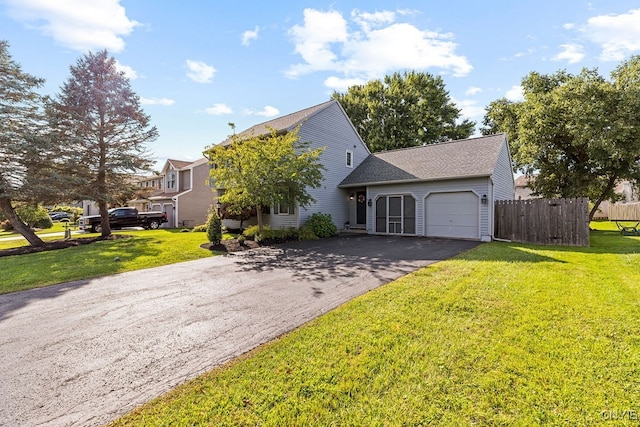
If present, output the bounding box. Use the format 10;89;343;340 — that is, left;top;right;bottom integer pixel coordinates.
425;192;479;239
339;134;515;242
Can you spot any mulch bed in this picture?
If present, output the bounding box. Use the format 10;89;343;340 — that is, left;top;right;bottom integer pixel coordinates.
0;234;130;258
200;238;262;253
1;235;296;258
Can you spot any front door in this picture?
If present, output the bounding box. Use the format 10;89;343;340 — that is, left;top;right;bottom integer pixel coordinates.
356;191;366;225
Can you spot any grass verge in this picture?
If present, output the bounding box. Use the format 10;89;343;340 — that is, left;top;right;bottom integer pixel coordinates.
111;223;640;426
0;229;219;294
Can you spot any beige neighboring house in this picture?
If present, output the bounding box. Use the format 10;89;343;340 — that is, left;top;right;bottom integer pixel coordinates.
514;175;535;200
145;158;214;228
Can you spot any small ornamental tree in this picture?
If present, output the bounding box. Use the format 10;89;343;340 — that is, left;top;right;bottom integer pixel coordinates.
206;126;325;233
206;208;222;245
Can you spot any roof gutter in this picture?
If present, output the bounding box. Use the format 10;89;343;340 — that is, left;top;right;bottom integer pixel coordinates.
338;173;493;188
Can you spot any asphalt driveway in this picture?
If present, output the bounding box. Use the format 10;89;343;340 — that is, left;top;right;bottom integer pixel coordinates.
0;234;479;426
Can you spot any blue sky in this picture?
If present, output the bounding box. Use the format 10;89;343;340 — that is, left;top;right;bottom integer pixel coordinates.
2;0;640;169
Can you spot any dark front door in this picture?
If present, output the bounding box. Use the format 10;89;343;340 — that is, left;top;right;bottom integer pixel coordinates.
356;191;366;225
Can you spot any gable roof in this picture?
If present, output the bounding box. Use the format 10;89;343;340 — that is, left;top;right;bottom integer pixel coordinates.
339;134;508;187
219;100;337;146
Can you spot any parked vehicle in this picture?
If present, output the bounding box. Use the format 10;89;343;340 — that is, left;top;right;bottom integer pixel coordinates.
48;211;71;221
78;207;168;233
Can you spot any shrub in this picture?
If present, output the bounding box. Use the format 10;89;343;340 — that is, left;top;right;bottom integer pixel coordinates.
0;219;13;231
206;210;222;244
305;213;337;238
16;205;53;229
298;226;319;240
192;224;207;232
242;225;269;240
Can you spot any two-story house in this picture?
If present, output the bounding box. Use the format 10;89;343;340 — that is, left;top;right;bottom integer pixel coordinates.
146;158;214;228
212;99;515;241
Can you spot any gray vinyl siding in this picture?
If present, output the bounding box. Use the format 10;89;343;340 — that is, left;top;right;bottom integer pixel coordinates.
263;102;368;230
493;141;515;201
367;178;491;240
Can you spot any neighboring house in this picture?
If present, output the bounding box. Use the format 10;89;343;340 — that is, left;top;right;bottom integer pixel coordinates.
147;158;214;227
514;175;535;200
213;100;515;241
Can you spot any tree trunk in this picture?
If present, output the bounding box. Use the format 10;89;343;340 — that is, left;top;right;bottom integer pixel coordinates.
0;197;45;247
98;199;111;238
589;175;618;222
256;205;263;233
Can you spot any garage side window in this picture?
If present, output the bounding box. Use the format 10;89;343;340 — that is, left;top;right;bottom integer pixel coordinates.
404;195;416;234
375;197;386;232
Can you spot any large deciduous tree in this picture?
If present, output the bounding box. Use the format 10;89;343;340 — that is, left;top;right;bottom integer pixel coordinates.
332;71;475;152
205;126;325;233
0;40;57;246
49;50;158;237
483;56;640;220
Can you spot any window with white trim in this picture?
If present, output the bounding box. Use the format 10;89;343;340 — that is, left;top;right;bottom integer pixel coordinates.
274;188;295;215
346;150;353;168
167;171;176;189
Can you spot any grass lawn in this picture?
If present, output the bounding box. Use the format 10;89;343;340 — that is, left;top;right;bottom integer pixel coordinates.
0;229;222;294
110;222;640;426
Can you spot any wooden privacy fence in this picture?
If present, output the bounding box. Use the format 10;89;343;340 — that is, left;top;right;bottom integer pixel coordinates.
494;198;590;246
609;203;640;221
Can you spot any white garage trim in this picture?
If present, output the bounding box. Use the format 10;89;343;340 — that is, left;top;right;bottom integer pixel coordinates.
425;191;480;240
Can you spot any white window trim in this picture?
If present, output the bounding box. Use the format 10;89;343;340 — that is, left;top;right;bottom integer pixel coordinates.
346;150;353;168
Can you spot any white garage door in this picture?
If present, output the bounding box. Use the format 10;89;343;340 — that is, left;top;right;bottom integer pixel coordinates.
425;192;479;239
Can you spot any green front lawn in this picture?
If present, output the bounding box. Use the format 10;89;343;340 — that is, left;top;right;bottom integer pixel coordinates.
0;229;220;294
110;223;640;426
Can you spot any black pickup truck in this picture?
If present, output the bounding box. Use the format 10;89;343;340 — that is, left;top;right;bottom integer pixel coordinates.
78;207;168;233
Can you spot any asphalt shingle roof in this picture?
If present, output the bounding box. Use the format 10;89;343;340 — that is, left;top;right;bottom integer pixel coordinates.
339;134;507;187
219;100;337;145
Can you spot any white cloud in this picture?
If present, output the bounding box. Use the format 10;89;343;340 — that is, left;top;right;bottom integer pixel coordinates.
186;60;216;83
465;86;483;96
140;97;175;106
286;8;471;85
205;103;233;115
454;98;485;120
505;85;524;102
5;0;139;52
552;43;585;64
241;26;259;46
563;23;576;30
582;9;640;61
243;106;280;117
115;60;138;79
351;9;395;32
324;76;367;91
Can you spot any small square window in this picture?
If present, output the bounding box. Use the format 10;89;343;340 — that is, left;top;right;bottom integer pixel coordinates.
346;150;353;168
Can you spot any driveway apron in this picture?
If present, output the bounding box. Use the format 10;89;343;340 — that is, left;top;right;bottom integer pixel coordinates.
0;235;479;426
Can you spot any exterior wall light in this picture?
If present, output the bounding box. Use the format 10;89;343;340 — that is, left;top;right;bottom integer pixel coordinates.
367;198;372;206
481;194;488;205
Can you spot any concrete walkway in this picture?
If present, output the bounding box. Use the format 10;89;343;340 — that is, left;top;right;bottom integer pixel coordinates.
0;235;479;426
